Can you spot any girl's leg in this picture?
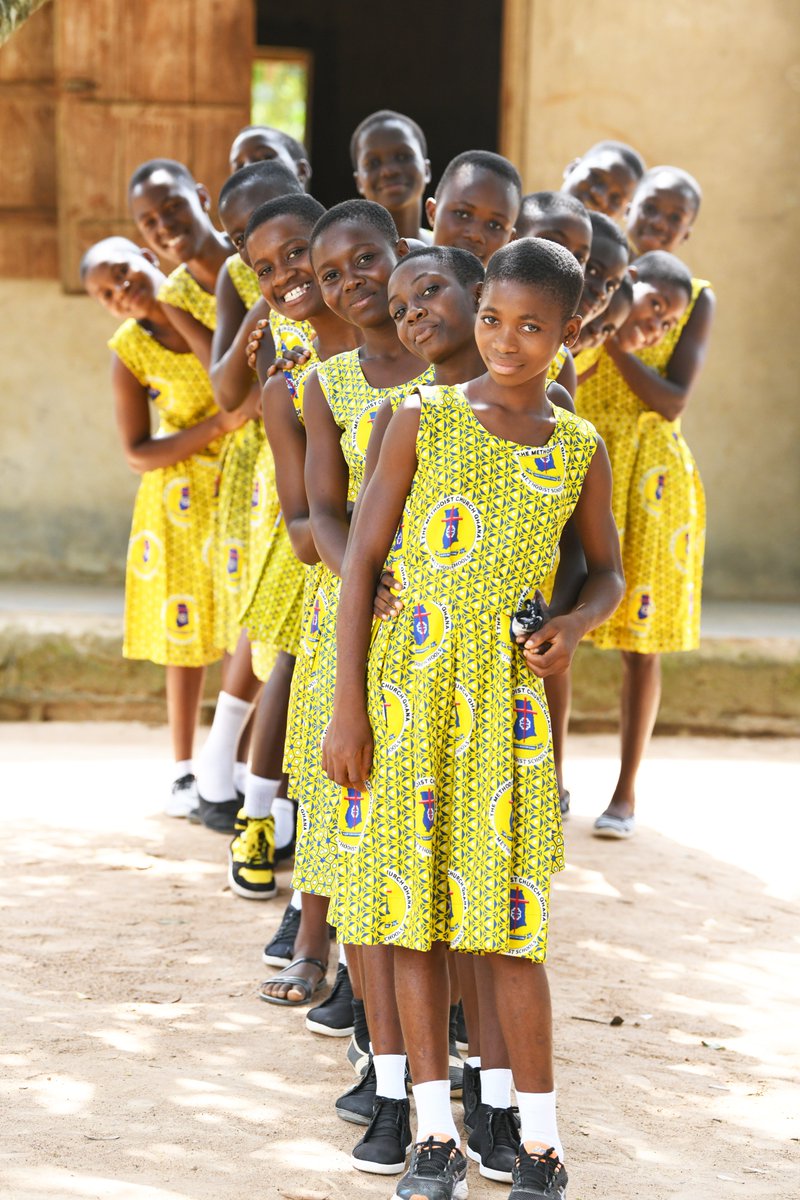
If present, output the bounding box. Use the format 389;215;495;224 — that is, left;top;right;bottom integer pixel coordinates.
455;953;480;1060
393;942;459;1142
247;652;293;781
544;669;572;813
603;651;661;819
259;891;331;1001
197;630;261;802
165;664;206;763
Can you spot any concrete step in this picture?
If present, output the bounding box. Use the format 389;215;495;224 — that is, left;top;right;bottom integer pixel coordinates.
1;583;798;734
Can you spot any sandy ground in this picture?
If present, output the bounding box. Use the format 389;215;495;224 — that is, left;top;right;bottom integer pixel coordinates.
0;724;798;1200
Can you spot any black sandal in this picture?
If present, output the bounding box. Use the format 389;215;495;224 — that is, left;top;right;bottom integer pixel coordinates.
257;956;327;1006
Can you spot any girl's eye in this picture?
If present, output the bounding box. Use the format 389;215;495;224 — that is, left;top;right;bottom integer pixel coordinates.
357;253;374;266
234;236;244;248
321;271;339;284
287;247;305;260
391;306;406;321
521;323;539;334
488;221;503;232
453;209;469;221
257;265;271;277
480;314;497;326
585;263;597;277
606;279;619;293
421;284;438;297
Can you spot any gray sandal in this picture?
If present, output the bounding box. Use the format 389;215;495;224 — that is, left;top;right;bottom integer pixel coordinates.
258;956;327;1006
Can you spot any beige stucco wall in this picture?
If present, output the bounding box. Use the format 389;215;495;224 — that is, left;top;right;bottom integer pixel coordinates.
0;281;138;580
502;0;800;599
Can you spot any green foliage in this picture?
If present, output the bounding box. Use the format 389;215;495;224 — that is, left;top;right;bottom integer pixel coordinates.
251;59;309;146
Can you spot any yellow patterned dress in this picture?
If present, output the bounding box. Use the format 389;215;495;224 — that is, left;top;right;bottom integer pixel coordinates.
290;351;434;897
243;310;315;680
109;319;222;667
211;255;265;653
576;282;707;653
329;387;598;959
546;343;569;387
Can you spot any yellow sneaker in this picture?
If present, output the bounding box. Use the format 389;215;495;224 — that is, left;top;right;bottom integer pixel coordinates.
228;811;276;899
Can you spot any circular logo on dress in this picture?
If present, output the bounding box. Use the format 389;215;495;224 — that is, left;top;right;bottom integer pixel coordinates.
353;401;381;458
222;539;245;593
452;683;475;758
414;777;437;857
489;780;515;856
301;584;328;657
378;868;411;943
508;876;547;955
511;687;551;766
163;594;197;645
421;495;483;570
381;683;410;753
338;782;372;853
515;441;566;494
640;464;669;516
446;869;468;947
163;477;192;528
670;524;691;574
250;469;268;528
410;600;451;668
627;585;655;636
128;530;163;581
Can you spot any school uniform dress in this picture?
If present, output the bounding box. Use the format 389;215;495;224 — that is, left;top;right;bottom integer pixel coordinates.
289;351;434;898
109;318;222;668
328;387;598;960
242;310;315;681
575;281;707;653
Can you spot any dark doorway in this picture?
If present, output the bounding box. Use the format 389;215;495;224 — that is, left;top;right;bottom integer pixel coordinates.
256;1;504;209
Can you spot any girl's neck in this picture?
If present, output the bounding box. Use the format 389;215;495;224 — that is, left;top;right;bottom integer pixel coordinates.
470;369;551;415
139;302;189;351
434;343;485;387
359;318;411;361
388;199;424;240
185;229;233;292
309;306;361;360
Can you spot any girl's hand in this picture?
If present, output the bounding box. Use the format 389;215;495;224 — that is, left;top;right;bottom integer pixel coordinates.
240;389;262;422
265;346;312;378
246;319;270;369
322;706;374;787
215;406;250;434
374;571;403;621
519;613;582;678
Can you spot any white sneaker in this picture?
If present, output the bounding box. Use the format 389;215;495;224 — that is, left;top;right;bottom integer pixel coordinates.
165;773;199;818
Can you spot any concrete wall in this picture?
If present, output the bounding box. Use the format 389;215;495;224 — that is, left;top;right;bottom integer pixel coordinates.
0;282;138;580
502;0;800;599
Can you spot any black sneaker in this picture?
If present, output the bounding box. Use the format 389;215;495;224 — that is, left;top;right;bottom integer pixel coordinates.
461;1062;482;1133
262;902;300;966
454;998;469;1050
508;1145;568;1198
393;1136;468;1200
448;1006;463;1097
197;794;241;833
346;1018;371;1076
467;1104;521;1183
306;963;354;1036
559;791;571;820
335;1054;375;1126
351;1095;411;1175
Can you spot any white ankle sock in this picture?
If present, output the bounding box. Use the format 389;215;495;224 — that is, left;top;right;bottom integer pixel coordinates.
173;759;193;782
290;889;302;910
272;796;295;847
465;1056;481;1069
412;1079;459;1144
196;692;253;801
481;1067;512;1109
515;1089;562;1159
243;774;279;819
338;943;348;967
373;1053;406;1101
233;760;248;795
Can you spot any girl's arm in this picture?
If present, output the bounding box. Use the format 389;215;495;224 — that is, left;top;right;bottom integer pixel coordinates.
211;270;270;410
545;515;587;617
322;399;422;787
520;438;624;677
112;356;245;474
158;305;214;370
261;374;318;565
303;371;353;578
605;287;716;421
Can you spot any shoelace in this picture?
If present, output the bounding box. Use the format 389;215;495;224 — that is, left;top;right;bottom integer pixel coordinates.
172;774;194;792
489;1106;520;1152
516;1146;562;1187
412;1136;457;1178
243;818;275;861
272;905;300;943
368;1096;405;1139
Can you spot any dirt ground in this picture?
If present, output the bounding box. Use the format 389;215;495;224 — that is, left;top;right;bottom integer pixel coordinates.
0;723;798;1200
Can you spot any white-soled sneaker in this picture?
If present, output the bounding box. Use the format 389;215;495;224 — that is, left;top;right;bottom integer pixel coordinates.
164;773;198;818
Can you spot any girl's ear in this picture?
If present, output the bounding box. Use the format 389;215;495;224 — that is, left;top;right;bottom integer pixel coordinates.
353;170;366;198
680;226;692;245
196;183;211;213
627;265;639;282
473;280;483;310
562;314;582;348
140;246;160;268
297;159;313;189
424;196;436;230
396;237;410;260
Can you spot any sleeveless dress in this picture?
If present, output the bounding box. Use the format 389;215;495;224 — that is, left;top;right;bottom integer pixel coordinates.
576;281;707;653
289;351;434;897
328;387;598;960
209;256;265;654
109;318;222;667
243;311;315;681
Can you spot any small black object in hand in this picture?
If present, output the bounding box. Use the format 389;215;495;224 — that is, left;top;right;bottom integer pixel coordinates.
511;597;544;639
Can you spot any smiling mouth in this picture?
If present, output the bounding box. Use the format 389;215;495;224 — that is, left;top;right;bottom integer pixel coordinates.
349;292;375;311
487;357;522;374
283;282;312;304
413;324;438;345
